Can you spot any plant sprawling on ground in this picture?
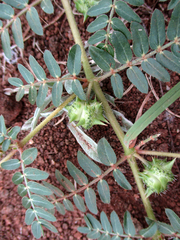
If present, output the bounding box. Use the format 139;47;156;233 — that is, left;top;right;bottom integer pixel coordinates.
1;0;180;239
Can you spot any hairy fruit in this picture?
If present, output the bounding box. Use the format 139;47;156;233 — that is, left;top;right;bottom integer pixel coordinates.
140;158;175;197
66;97;108;129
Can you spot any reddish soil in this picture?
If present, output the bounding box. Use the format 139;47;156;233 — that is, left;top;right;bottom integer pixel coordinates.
0;1;180;240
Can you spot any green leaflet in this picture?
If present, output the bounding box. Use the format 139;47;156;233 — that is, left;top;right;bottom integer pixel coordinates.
0;3;14;19
110;211;123;235
12;17;24;49
9;77;24;87
41;0;54;14
16;87;25;101
63;198;74;211
88;30;106;44
131;22;149;57
29;55;46;81
139;223;157;238
168;0;180;10
87;0;112;17
97;138;117;165
39;219;58;233
126;66;148;93
2;139;11;151
100;211;112;233
52;81;63;107
22;147;38;165
111;31;132;64
36;83;48;107
22;196;31;209
44;50;61;78
1;29;12;59
55;202;65;215
73;194;86;212
77;150;102;177
97;180;110;204
156;50;180;74
149;9;166;50
12;172;23;185
72;79;86;100
86;213;102;229
18;184;27;197
26;7;43;36
89;46;115;71
67;160;88;186
171;43;180;58
3;0;28;9
165;209;180;233
111;17;131;40
31;221;42;239
157;222;175;234
1;159;20;170
124;81;180;147
24;167;49;181
18;64;34;83
113;169;132;190
43;181;64;197
87;15;108;33
55;169;75;192
25;209;35;225
28;181;53;195
84;188;98;214
8;126;21;139
115;1;141;23
111;74;124;99
35;207;56;222
31;194;54;209
0;115;6;135
167;2;180;40
67;44;81;76
29;86;37;105
123;211;136;236
141;58;170;82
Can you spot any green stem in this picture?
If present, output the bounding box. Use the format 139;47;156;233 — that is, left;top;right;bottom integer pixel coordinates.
138;150;180;158
19;94;76;147
128;156;156;220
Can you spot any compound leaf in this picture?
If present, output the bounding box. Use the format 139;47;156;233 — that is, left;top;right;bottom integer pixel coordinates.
28;181;52;196
97;138;116;165
72;79;86;100
43;181;64;197
111;73;123;99
67;160;88;186
111;17;131;40
131;22;149;57
165;208;180;233
24;168;49;181
123;211;136;236
87;15;108;33
1;159;20;170
115;1;141;23
55;169;75;192
124;81;180;147
87;0;112;17
156;50;180;74
89;46;115;71
77;150;102;177
67;44;81;75
85;188;98;214
113;169;132;190
44;50;61;77
63;199;74;211
52;81;63;107
73;194;86;212
141;58;170;82
22;147;38;165
127;66;148;93
12;17;24;49
149;9;166;49
167;2;180;40
111;31;132;64
31;221;42;239
110;211;123;235
88;30;106;44
26;7;43;35
41;0;54;14
97;180;110;204
25;208;35;225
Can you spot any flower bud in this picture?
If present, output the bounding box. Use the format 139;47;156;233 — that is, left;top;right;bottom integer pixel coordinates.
140;158;175;197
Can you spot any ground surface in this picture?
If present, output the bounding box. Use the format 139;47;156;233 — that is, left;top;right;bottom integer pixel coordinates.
0;1;180;240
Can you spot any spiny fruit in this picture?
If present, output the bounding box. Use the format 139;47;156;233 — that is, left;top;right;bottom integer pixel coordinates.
140;158;175;197
66;97;108;129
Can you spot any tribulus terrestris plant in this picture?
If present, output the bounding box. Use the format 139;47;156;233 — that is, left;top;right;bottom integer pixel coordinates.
1;0;180;239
